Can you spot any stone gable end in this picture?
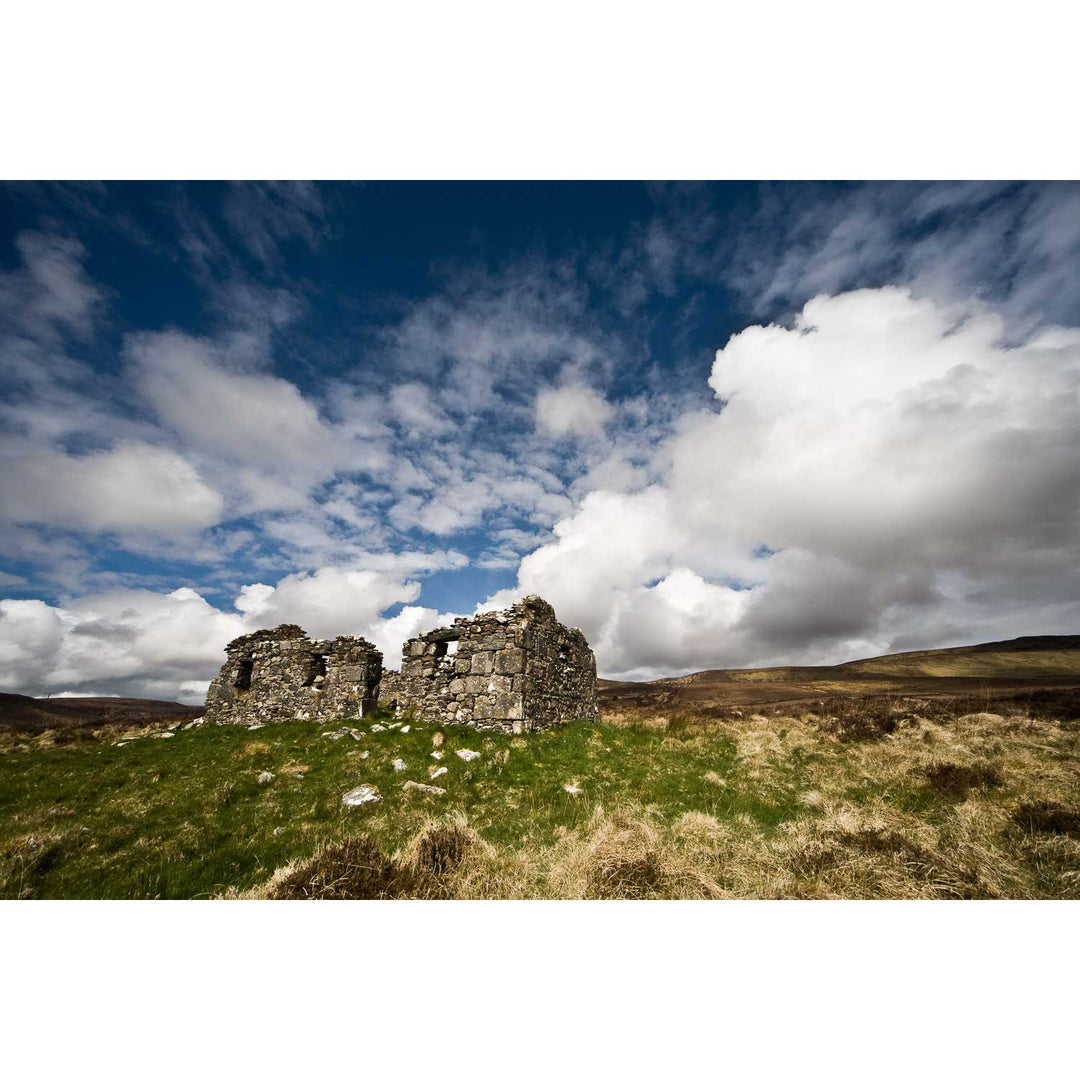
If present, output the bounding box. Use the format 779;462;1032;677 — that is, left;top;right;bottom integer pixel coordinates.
378;595;598;732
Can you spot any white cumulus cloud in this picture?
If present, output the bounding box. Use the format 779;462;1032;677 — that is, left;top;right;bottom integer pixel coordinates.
0;555;470;702
1;440;224;536
491;287;1080;677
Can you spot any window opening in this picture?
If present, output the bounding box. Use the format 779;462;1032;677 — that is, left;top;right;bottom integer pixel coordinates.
235;659;254;690
304;654;329;686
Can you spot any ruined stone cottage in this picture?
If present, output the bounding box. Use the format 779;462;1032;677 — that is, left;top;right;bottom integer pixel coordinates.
203;596;597;732
379;596;598;731
204;625;383;725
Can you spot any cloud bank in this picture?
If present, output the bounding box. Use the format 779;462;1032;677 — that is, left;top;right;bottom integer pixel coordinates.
0;557;460;703
492;287;1080;677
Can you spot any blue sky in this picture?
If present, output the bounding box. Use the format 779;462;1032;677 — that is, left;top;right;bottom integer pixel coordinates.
2;181;1079;701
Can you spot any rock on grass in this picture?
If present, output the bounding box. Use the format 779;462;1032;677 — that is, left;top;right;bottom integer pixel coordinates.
341;784;382;807
403;780;446;797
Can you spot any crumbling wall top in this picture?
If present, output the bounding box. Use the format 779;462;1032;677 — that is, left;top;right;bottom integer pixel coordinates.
205;623;383;726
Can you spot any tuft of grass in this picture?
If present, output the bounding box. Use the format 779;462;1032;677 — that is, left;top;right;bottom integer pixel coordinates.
264;836;419;900
924;762;1003;799
548;806;724;899
400;812;492;877
1012;800;1080;837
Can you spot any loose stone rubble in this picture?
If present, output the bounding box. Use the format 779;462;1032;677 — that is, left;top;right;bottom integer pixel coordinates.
322;727;364;741
203;595;597;734
378;595;598;732
204;624;382;726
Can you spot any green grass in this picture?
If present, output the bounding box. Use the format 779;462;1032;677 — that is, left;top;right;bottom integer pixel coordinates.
0;713;752;898
3;699;1079;899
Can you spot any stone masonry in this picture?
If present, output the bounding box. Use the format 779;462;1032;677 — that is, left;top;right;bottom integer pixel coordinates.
204;624;382;725
378;595;598;732
203;596;597;732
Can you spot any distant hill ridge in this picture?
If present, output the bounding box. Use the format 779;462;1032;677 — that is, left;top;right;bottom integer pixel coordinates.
638;634;1080;687
598;634;1080;709
835;635;1080;680
0;694;203;733
843;635;1080;665
968;635;1080;652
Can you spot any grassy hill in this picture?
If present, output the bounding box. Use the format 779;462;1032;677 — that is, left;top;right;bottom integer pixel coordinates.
599;635;1080;711
838;636;1080;678
3;691;1079;899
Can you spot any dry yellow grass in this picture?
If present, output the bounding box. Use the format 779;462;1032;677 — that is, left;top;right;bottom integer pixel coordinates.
219;695;1080;898
232;698;1080;899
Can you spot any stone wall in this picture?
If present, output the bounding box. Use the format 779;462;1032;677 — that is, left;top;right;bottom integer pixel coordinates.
204;624;382;725
520;605;599;730
378;596;597;731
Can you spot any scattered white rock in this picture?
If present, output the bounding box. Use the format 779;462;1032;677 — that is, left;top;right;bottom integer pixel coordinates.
370;724;387;732
456;749;481;762
392;758;408;772
430;750;443;760
429;766;448;780
257;771;275;785
323;727;364;741
248;723;265;730
400;725;411;734
168;721;182;730
402;780;446;797
563;783;584;795
342;784;382;807
150;732;175;739
273;827;285;836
